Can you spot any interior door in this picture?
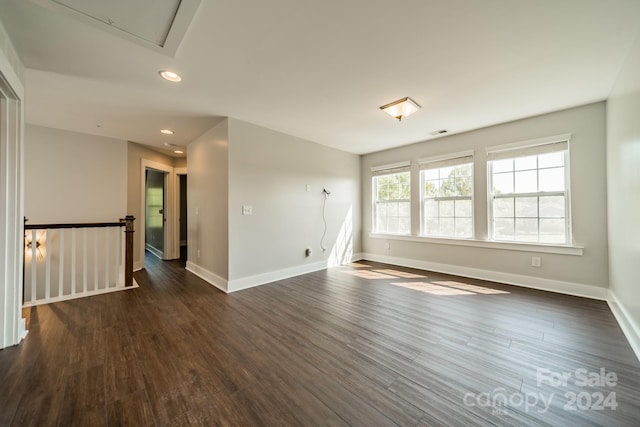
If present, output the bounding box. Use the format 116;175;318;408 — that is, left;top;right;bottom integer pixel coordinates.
145;169;165;256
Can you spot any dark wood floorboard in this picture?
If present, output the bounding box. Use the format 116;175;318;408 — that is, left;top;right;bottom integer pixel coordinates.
1;255;639;426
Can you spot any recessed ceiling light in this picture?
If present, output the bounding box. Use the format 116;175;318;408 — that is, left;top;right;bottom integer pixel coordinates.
159;70;182;82
174;150;184;154
160;129;174;135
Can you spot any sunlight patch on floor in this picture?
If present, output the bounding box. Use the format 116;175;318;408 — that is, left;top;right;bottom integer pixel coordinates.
432;281;509;295
373;269;426;279
391;281;475;295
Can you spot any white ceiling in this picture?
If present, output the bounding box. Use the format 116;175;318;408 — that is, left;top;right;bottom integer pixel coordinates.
1;0;639;155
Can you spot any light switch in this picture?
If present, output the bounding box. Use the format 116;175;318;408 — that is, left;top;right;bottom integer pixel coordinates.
242;205;253;215
306;184;311;192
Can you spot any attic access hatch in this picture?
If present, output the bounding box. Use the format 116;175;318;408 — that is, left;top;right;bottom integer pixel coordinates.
36;0;200;56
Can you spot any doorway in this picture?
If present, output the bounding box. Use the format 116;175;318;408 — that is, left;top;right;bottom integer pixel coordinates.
178;174;188;262
145;169;166;258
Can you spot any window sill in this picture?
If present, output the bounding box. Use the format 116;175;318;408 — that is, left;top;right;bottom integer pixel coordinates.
369;233;583;256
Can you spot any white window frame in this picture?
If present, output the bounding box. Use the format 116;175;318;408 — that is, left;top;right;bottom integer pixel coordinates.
486;134;572;245
419;151;474;239
371;161;411;235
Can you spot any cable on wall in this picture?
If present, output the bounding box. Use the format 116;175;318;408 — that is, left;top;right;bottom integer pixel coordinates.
321;188;331;252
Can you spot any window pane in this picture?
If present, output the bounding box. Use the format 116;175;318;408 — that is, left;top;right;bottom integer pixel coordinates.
377;182;388;200
493;172;514;194
376;203;387;217
399;202;410;217
425;180;438;197
540;219;565;243
373;171;411;234
439;200;454;218
492;159;513;173
440;166;454;180
455;218;473;238
387;217;399;233
515;155;537;171
426;218;439;235
387;202;398;217
425;199;438;218
456;164;473;178
515;218;538;242
421;161;473;239
493;197;514;218
489;146;569;244
539;152;564;168
494;218;514;240
399;182;410;199
424;169;439;180
376;212;387;233
538;167;565;192
455;199;472;217
440;218;455;236
456;177;473;197
399;217;411;234
440;177;456;197
515;170;537;193
389;182;399;200
515;197;537;217
539;196;565;218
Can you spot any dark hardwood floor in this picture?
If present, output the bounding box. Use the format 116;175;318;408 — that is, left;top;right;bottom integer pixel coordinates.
1;255;639;426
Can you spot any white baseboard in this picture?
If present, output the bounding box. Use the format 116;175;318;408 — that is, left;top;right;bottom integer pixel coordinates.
227;260;327;293
360;253;608;300
227;252;364;293
186;262;228;293
608;290;640;363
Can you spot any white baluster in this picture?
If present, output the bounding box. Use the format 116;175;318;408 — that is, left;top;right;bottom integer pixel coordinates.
71;228;76;295
59;229;64;298
93;228;99;291
116;225;123;286
44;229;50;301
30;229;36;303
83;228;88;294
105;227;110;288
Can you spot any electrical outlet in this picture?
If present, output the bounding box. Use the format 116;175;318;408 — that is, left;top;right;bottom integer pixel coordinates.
242;205;253;215
531;256;541;267
305;248;312;257
384;242;390;250
197;249;201;258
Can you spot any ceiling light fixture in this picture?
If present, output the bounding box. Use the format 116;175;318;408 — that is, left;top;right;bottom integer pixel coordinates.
160;129;174;135
380;97;421;121
163;142;184;154
159;70;182;82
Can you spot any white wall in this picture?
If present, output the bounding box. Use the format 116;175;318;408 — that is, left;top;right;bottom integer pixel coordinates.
227;118;361;290
606;32;640;357
186;119;229;288
186;118;362;292
25;125;127;223
362;103;609;297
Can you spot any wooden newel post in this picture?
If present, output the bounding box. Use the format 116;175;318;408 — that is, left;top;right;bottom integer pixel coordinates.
121;215;135;287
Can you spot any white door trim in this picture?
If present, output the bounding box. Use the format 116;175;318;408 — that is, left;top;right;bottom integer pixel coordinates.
140;159;176;267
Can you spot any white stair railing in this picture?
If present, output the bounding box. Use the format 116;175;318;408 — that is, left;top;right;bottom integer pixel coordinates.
23;217;135;307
